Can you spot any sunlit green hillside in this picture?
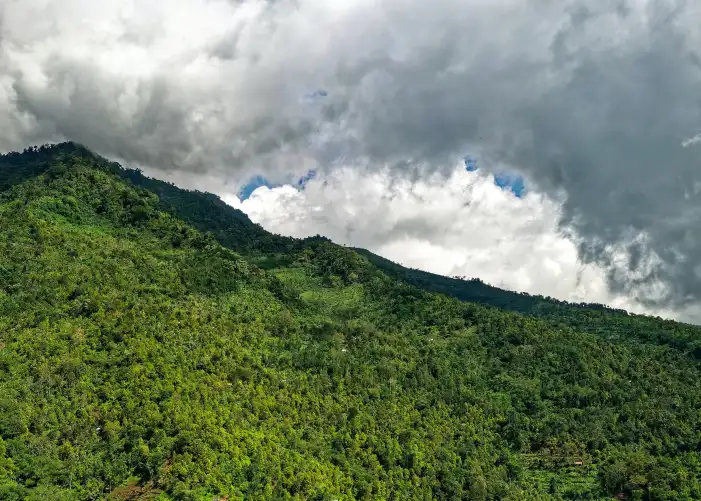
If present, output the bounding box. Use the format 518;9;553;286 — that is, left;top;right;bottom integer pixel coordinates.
0;145;699;500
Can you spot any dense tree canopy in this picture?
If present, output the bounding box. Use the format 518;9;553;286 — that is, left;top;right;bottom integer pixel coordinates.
0;144;699;500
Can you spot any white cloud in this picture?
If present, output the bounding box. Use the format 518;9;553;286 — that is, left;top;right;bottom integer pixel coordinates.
682;133;701;148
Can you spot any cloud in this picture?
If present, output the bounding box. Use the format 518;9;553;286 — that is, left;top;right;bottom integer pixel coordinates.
3;0;701;310
223;164;700;322
682;133;701;148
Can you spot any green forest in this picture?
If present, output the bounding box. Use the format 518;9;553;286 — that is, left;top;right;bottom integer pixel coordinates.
0;143;700;500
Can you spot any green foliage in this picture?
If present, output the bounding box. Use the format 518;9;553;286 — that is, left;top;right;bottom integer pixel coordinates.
0;145;700;500
354;247;701;358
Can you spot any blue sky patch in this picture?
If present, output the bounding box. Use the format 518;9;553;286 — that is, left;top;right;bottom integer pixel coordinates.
239;163;524;201
297;169;317;189
464;156;478;172
238;169;318;201
494;172;526;198
464;156;526;197
238;175;275;201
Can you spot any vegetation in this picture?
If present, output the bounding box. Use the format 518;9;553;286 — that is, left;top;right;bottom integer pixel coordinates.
354;247;701;358
0;144;699;500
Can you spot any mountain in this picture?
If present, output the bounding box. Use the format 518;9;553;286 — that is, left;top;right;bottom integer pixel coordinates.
353;248;701;358
0;143;700;501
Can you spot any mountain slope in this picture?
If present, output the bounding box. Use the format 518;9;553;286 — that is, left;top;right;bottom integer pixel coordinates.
10;144;698;359
0;145;700;500
353;248;701;358
1;143;282;254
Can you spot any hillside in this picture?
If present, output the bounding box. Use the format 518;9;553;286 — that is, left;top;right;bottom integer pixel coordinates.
0;144;700;500
353;248;701;358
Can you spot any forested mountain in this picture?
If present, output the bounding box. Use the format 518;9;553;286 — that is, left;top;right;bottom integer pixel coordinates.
0;144;700;500
352;249;701;358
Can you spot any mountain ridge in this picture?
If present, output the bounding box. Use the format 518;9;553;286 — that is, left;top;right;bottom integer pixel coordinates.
0;143;700;500
4;143;700;357
0;142;673;319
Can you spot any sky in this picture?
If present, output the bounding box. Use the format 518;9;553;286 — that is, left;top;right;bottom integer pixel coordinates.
2;0;701;322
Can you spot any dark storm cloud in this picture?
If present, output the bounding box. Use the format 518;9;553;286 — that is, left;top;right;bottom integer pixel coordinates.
2;0;701;307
